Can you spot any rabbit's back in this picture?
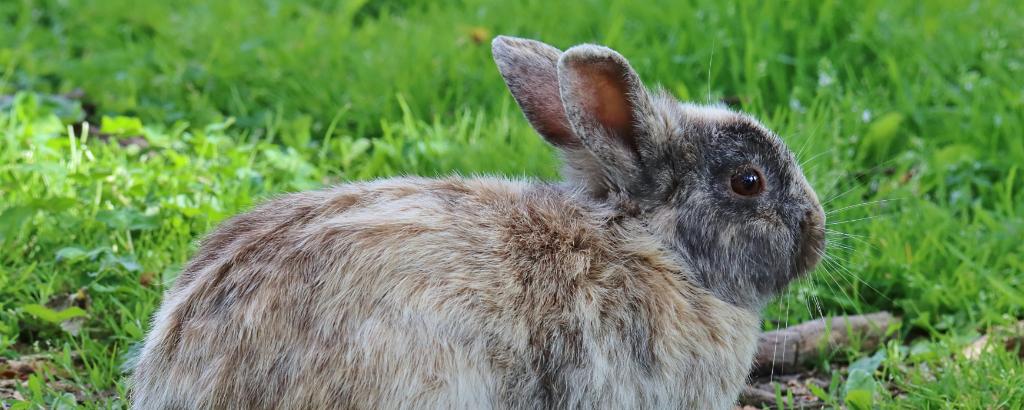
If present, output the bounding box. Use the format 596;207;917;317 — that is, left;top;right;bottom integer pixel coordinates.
131;176;759;409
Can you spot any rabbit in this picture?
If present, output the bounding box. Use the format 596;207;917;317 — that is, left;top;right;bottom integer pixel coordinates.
130;35;825;410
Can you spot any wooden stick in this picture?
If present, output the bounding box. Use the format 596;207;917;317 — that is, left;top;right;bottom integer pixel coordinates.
751;311;897;376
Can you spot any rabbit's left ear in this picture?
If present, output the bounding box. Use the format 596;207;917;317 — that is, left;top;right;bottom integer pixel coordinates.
557;45;655;172
492;36;579;148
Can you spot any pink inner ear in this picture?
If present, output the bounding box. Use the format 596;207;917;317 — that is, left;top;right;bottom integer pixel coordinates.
575;62;636;149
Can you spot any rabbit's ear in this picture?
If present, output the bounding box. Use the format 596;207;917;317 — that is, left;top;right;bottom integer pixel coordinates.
492;36;579;148
557;45;654;177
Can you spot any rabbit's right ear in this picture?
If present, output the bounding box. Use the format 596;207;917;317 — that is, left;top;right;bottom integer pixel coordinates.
492;36;579;148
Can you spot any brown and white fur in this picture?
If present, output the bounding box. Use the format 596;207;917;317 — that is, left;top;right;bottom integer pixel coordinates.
131;36;825;409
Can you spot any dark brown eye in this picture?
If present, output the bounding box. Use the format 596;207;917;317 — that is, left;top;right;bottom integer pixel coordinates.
730;168;765;196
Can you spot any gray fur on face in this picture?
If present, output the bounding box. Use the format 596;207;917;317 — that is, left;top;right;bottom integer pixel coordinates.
494;36;825;309
658;108;826;308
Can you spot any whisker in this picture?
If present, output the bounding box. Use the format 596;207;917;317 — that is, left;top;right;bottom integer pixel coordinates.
825;229;876;250
822;256;861;296
810;291;826;322
824;248;854;261
813;247;853;304
706;38;716;103
827;241;856;253
780;285;793;379
826;214;892;226
815;261;850;309
771;286;792;385
818;256;860;309
824;228;865;239
799;148;833;170
823;253;893;302
819;153;908;201
792;131;814;165
819;155;905;206
827;233;868;250
822;184;862;206
792;109;829;162
826;198;903;216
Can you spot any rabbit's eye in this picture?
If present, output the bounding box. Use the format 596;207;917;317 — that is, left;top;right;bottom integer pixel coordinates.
730;168;764;197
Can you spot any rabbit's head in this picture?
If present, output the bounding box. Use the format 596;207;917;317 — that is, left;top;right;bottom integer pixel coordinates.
493;36;825;310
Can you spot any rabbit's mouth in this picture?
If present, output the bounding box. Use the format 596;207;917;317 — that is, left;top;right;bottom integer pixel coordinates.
794;208;826;277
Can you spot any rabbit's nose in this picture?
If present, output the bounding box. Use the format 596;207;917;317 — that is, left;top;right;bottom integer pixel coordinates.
803;207;824;228
801;182;824;214
800;209;824;240
796;208;826;273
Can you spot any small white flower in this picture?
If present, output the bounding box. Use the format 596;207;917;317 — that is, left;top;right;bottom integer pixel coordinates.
818;72;834;87
789;97;805;112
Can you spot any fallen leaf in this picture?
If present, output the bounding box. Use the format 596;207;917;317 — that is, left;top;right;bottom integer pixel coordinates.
467;27;491;45
139;271;156;287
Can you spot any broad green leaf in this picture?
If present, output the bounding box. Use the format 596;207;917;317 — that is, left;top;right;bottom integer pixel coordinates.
844;368;877;409
55;247;88;263
96;209;159;231
100;115;145;135
21;304;88;324
845;388;873;410
0;206;35;237
849;349;886;374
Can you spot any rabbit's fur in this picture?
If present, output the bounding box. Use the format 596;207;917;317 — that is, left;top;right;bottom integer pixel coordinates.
131;36;825;409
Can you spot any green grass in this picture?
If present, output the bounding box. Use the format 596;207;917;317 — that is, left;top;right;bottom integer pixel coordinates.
1;0;1022;408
